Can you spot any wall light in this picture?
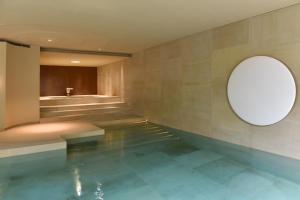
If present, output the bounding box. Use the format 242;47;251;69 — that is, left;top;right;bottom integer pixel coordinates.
71;60;81;64
47;39;53;42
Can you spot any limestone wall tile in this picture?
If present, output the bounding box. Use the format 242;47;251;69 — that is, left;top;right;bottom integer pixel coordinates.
213;20;250;50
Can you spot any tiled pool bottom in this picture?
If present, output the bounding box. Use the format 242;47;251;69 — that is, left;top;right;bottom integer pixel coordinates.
1;122;300;200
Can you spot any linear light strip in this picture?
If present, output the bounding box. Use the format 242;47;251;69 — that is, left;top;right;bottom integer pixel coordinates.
41;47;132;57
0;39;132;57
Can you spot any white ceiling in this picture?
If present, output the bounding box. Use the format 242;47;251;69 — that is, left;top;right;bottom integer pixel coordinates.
40;52;126;67
1;0;300;54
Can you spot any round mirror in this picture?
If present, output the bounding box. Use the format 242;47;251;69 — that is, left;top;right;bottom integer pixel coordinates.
227;56;296;126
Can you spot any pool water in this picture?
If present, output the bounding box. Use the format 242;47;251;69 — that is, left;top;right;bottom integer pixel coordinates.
1;122;300;200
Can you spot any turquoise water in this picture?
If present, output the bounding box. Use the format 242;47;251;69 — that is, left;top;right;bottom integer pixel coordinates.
1;122;300;199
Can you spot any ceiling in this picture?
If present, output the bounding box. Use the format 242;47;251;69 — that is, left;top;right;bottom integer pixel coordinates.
1;0;300;54
40;52;126;67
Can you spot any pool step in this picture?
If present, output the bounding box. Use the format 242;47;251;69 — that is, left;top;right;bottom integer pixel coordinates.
40;111;140;123
40;96;121;106
99;135;180;153
41;102;126;112
68;127;180;153
40;102;128;118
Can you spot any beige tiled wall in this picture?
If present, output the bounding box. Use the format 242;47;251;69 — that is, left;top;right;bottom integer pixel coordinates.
0;42;40;130
5;44;40;128
97;63;123;97
0;43;7;130
104;4;300;160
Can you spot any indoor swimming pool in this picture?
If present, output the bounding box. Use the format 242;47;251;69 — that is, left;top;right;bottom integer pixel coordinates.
1;122;300;200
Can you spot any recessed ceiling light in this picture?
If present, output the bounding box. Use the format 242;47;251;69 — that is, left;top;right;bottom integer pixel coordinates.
47;39;53;42
71;60;80;64
98;48;102;51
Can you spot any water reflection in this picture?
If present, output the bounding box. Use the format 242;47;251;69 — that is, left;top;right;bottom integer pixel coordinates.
73;168;82;197
73;167;104;200
95;182;104;200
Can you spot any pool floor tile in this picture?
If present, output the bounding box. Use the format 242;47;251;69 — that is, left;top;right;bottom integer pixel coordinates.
104;185;165;200
194;158;249;185
159;184;208;200
101;172;147;194
174;150;224;168
267;178;300;200
160;141;199;156
221;170;274;200
252;185;295;200
124;152;176;173
3;177;73;200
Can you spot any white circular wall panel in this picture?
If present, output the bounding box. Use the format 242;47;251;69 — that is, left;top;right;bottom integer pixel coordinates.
227;56;296;126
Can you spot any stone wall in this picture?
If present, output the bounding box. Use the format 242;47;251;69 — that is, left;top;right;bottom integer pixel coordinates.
104;4;300;160
0;42;40;129
97;62;123;97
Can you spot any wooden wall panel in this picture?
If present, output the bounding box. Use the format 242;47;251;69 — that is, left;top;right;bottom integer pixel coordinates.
40;66;97;96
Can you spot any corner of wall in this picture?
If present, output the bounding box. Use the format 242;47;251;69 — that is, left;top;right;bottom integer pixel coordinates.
5;43;40;128
0;42;7;130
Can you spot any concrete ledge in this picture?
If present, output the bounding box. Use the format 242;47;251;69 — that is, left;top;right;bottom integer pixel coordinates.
0;122;105;158
0;140;66;158
62;129;105;140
